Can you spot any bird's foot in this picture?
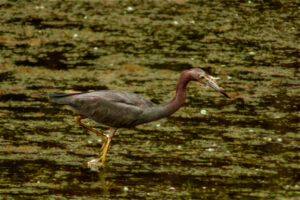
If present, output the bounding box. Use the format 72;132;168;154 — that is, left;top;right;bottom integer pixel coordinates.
86;158;105;171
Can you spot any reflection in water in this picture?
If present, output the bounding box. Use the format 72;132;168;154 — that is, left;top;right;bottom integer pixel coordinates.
0;0;299;199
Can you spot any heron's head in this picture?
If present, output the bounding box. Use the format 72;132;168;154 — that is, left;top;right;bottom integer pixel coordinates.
188;68;230;98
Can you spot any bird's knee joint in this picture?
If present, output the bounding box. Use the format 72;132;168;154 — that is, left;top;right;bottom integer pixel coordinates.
105;128;117;139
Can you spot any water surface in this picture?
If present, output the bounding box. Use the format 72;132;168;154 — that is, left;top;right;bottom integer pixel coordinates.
0;0;299;199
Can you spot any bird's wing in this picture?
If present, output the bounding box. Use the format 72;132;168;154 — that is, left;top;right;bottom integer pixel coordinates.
87;90;155;109
50;90;155;127
50;90;154;108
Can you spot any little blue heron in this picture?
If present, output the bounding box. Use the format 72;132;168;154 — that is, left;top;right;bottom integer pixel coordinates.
49;68;229;168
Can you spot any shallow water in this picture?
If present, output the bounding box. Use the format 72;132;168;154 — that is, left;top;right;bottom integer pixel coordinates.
0;0;299;199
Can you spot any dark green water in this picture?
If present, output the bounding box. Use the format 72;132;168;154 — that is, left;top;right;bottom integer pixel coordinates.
0;0;299;199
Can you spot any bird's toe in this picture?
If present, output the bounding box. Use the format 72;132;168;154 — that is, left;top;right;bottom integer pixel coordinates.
86;158;104;171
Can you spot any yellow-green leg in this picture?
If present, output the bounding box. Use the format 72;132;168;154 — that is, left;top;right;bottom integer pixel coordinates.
86;128;117;169
75;116;117;169
98;137;112;165
75;116;106;141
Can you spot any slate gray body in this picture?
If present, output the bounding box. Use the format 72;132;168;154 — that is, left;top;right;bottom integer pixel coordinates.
49;90;171;128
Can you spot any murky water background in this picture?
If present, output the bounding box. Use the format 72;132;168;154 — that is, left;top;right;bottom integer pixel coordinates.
0;0;299;199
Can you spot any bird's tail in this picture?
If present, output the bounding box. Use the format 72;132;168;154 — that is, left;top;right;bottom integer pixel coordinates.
49;92;78;104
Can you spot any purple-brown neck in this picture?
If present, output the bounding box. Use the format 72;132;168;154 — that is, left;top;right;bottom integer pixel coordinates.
133;68;228;127
166;70;191;114
134;70;192;126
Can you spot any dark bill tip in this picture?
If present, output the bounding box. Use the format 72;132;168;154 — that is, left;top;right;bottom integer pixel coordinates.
220;90;230;98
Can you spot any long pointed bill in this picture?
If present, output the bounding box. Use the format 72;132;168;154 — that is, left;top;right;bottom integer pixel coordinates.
204;76;230;98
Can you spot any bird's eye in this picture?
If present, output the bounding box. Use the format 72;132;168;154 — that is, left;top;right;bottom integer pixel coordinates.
199;75;206;80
